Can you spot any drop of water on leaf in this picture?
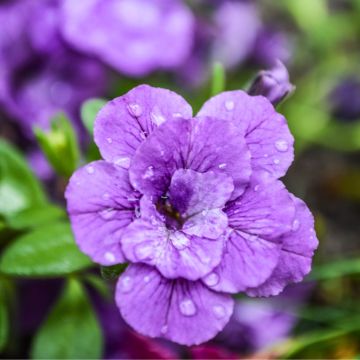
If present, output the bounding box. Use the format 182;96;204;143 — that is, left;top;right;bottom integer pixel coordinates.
275;139;288;152
120;276;133;293
213;304;226;319
127;103;143;117
203;272;219;287
224;100;234;111
179;299;196;316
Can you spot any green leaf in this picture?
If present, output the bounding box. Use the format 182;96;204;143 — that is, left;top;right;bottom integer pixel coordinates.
100;263;127;281
0;293;9;352
81;98;107;135
309;258;360;281
0;140;46;217
31;278;103;359
6;204;66;230
0;222;92;277
211;62;226;96
34;112;80;177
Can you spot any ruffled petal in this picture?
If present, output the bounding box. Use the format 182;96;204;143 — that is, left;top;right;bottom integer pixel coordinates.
116;264;234;346
129;116;251;199
65;161;139;265
94;85;192;165
204;230;282;293
121;198;226;280
198;91;294;181
247;196;318;297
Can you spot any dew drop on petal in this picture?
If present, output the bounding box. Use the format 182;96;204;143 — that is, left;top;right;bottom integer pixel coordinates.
275;139;288;152
104;251;116;262
127;103;143;117
114;156;131;169
150;106;166;126
120;276;133;293
144;275;150;283
143;165;154;179
171;232;190;250
264;153;269;158
139;131;147;140
273;158;280;165
173;112;183;118
292;219;300;231
213;304;226;319
254;185;260;192
218;163;227;169
134;206;141;218
203;272;219;287
179;299;196;316
99;207;116;220
106;137;113;144
224;100;234;111
86;165;95;174
102;193;110;200
161;324;168;334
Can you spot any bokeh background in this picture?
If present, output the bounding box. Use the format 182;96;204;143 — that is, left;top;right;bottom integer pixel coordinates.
0;0;360;359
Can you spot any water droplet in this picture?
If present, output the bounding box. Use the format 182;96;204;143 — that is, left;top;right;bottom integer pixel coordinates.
254;185;260;192
114;156;130;169
203;272;219;287
161;324;168;334
86;165;95;174
213;304;226;319
264;153;269;158
126;196;138;203
292;219;300;231
134;206;141;218
139;131;147;140
179;299;196;316
171;232;190;250
202;209;208;216
150;107;166;125
127;103;143;117
218;163;227;169
104;251;116;262
120;276;133;293
99;208;116;220
144;275;150;283
224;100;234;111
102;193;110;200
106;137;113;144
173;112;182;118
143;166;154;179
275;139;288;152
273;158;280;165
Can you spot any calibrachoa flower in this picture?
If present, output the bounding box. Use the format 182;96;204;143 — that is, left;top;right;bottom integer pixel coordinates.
60;0;195;77
66;85;318;345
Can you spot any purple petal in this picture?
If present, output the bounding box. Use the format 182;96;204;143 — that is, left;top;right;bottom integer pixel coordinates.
60;0;194;76
247;196;318;297
198;90;294;182
116;264;234;346
121;197;226;280
94;85;192;166
129;116;251;199
168;169;234;216
204;230;282;293
226;179;295;239
65;161;140;265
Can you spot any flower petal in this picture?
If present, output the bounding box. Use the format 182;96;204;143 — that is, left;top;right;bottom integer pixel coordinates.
94;85;192;165
168;169;234;216
65;161;139;265
205;230;282;293
198;91;294;181
116;264;234;346
247;196;318;297
121;198;226;280
129;116;251;199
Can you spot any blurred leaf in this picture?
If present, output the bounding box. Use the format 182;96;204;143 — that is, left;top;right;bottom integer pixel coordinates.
31;278;103;359
0;140;46;217
309;258;360;281
83;274;111;299
100;263;127;281
34;112;80;177
211;62;226;96
0;222;92;277
81;98;107;135
6;204;66;230
0;292;9;352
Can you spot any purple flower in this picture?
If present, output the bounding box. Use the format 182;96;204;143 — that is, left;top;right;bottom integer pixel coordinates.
60;0;195;77
65;85;318;345
248;60;295;106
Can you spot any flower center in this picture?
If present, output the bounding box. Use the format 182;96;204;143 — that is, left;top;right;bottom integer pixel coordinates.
156;196;185;230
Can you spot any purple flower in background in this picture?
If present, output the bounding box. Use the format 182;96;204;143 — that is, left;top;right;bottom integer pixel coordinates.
249;60;295;106
66;85;318;345
60;0;195;77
